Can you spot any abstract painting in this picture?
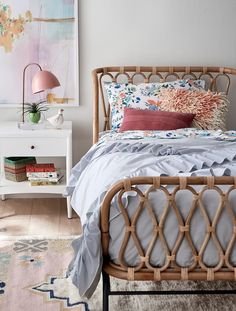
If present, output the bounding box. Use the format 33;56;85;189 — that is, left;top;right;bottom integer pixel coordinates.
0;0;78;105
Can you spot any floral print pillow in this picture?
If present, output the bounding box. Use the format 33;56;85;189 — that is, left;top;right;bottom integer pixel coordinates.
104;80;205;130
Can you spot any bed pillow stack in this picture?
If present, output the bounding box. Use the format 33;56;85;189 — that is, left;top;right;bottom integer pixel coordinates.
104;79;205;131
104;79;228;131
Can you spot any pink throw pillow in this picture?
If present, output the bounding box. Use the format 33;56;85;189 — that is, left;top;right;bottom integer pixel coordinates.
119;108;195;132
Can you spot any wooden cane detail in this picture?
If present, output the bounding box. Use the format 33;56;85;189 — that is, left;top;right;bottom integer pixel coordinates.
154;269;161;281
207;176;215;189
207;269;215;281
181;268;189;280
127;268;135;280
100;176;236;280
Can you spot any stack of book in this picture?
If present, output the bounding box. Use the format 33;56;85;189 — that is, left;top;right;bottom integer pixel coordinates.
26;163;63;186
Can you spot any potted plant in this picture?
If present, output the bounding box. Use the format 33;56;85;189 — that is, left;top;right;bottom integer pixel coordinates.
24;100;49;124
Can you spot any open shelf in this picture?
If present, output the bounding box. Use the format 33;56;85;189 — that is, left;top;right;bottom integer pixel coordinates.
0;171;66;195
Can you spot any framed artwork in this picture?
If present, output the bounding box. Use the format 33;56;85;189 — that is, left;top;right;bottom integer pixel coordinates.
0;0;79;106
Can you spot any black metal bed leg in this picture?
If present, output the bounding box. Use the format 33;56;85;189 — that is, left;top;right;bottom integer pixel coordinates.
102;271;110;311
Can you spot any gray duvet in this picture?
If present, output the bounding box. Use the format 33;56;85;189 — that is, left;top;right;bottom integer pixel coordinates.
65;137;236;298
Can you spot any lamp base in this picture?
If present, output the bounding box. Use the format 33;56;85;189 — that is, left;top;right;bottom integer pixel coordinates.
18;121;47;130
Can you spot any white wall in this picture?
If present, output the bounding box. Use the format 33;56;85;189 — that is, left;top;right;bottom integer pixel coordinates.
1;0;236;164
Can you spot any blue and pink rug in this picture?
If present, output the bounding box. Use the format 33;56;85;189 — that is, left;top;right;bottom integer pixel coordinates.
0;238;236;311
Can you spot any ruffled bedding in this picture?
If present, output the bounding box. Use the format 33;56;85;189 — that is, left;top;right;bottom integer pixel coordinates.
65;129;236;298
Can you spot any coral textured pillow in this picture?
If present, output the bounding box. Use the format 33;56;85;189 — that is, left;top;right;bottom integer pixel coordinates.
119;108;195;132
158;89;229;130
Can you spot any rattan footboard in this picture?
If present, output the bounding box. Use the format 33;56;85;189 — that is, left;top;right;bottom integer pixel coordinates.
100;176;236;282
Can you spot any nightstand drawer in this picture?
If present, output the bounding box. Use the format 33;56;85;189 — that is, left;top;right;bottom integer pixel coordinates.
1;137;67;156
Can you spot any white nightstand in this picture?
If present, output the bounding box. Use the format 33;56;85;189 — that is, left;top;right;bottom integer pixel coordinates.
0;121;73;218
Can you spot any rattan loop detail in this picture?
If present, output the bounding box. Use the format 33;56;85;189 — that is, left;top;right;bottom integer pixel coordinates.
153;177;161;188
181;268;189;280
207;269;215;281
203;67;208;74
207;226;215;233
126;226;136;232
179;177;187;189
128;268;135;280
123;179;131;191
120;67;125;74
207;176;215;189
153;225;159;233
222;194;227;203
154;269;161;281
179;225;190;232
221;255;226;261
169;66;174;74
185;66;190;74
169;195;174;203
167;255;175;261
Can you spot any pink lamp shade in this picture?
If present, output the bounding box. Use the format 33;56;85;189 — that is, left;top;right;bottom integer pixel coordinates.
32;70;60;94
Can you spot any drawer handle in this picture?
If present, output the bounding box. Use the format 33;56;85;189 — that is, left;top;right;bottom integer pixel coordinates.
31;145;35;150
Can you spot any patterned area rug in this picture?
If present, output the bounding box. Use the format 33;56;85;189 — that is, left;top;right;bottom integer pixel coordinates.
0;239;236;311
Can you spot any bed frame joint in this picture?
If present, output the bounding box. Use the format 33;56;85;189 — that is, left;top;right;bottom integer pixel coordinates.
179;177;187;189
207;269;215;281
207;226;215;233
126;225;136;232
167;254;175;261
179;225;190;232
123;179;132;191
181;268;189;280
127;268;135;280
207;176;215;189
153;177;161;188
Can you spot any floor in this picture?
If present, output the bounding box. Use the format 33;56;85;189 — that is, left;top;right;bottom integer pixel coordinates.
0;198;82;237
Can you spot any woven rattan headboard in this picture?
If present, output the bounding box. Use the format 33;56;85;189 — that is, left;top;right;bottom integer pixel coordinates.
92;66;236;144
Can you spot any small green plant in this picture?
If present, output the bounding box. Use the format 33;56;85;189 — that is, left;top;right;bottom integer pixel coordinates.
23;100;49;116
21;100;49;124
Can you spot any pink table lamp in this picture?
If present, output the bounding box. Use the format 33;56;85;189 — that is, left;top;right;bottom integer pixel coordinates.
22;63;60;122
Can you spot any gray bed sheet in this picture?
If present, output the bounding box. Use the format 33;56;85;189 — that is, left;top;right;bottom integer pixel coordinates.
65;136;236;298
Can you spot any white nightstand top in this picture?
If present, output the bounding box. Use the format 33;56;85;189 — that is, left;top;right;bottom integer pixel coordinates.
0;121;72;138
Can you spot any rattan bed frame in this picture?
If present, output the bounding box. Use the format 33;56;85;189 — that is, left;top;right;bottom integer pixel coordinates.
92;66;236;310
